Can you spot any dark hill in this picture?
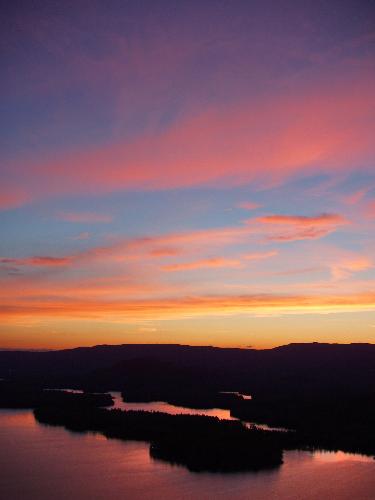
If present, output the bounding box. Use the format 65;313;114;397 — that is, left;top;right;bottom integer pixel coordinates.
1;342;375;456
1;342;374;399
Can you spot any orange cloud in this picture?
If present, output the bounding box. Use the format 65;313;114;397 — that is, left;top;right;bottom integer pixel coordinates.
124;226;252;254
1;292;375;322
162;257;243;272
0;274;177;301
238;201;261;210
149;247;182;257
257;214;346;226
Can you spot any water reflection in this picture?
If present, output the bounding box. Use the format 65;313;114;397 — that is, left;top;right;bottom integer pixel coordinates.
111;392;289;432
51;389;291;431
111;391;234;419
0;408;37;427
0;409;374;500
311;450;374;464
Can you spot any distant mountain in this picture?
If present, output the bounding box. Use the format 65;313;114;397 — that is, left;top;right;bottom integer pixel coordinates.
1;342;374;399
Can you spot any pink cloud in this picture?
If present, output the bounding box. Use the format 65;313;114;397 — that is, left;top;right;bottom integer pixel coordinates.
331;257;373;280
251;213;349;243
243;250;278;260
366;200;375;218
0;224;251;275
4;68;374;204
149;247;182;257
57;211;113;223
0;189;29;211
254;213;349;242
342;188;369;206
0;256;72;267
267;228;337;242
0;213;345;276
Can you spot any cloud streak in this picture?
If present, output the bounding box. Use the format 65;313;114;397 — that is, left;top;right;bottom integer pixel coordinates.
331;257;373;280
255;213;349;242
238;201;262;210
162;257;243;272
243;251;278;261
1;292;375;322
4;67;374;207
57;211;113;223
257;214;347;226
0;212;347;275
0;256;73;267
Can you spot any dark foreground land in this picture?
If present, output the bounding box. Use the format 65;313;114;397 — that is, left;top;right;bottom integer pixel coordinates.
34;399;283;472
1;342;375;470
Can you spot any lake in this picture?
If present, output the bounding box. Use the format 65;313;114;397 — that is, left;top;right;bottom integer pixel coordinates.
1;409;374;500
110;391;289;431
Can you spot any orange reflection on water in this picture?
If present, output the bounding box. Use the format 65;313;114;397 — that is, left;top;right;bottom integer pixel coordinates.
113;393;234;420
0;409;36;428
312;451;374;464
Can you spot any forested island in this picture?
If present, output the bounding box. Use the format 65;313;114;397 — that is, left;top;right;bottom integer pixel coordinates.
33;401;284;472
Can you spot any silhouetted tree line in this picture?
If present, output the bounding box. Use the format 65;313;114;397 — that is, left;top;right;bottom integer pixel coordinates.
231;393;375;456
34;405;283;472
0;381;113;409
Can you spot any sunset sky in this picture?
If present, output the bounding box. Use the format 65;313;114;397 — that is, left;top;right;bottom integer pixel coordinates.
1;0;375;349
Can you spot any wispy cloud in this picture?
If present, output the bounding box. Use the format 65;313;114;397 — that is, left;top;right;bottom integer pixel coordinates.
0;256;73;267
5;67;375;206
161;250;278;272
366;200;375;218
237;201;261;210
0;189;29;211
254;213;348;242
243;250;278;261
0;212;347;276
2;292;375;322
331;257;373;280
162;257;242;272
257;213;346;226
342;188;370;206
57;211;113;223
149;247;182;257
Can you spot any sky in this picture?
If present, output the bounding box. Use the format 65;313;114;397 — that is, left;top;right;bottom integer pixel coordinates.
1;0;375;349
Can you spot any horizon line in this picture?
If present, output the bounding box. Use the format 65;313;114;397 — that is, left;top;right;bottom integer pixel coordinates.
0;341;374;353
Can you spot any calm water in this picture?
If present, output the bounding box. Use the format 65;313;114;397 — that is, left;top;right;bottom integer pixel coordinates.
1;409;375;500
111;392;289;431
112;391;235;418
55;389;288;430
